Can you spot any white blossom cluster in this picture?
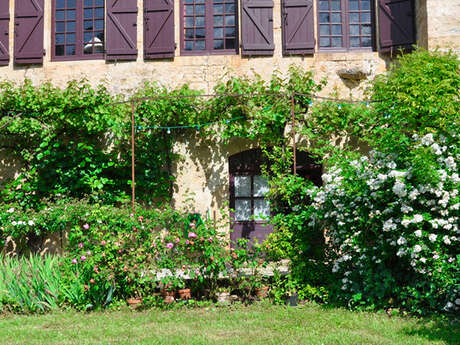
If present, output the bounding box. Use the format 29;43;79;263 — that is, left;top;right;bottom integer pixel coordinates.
308;133;459;313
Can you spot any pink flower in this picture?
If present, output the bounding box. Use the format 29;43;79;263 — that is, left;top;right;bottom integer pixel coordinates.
166;242;174;249
185;240;190;245
101;240;106;246
188;232;197;239
83;224;90;230
71;258;77;264
175;238;180;243
138;216;144;222
80;255;86;261
78;243;84;248
208;237;213;242
189;223;196;228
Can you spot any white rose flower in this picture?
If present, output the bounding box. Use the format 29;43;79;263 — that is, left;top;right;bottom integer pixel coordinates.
28;220;35;226
428;234;437;242
414;230;422;237
397;236;407;245
413;214;423;223
420;257;426;263
7;208;15;213
413;245;422;253
443;235;451;245
393;181;407;197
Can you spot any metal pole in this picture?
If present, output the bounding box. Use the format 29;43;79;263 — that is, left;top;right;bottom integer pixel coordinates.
291;93;296;176
131;99;136;215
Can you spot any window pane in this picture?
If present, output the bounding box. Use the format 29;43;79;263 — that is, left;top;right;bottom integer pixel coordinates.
361;12;371;22
185;17;194;27
66;45;75;55
362;36;372;47
350;24;359;35
235;199;251;221
195;40;205;50
185;0;194;3
214;4;224;14
225;38;235;49
214;28;223;39
331;13;341;22
195;16;205;26
185;29;194;39
362;24;371;35
331;37;342;47
56;0;65;9
349;1;359;11
214;15;223;25
253;176;269;197
56;22;65;32
320;37;330;47
67;10;76;20
95;19;104;30
67;0;76;8
235;176;251;197
66;33;75;43
55;34;65;44
225;15;235;25
319;13;330;23
84;20;93;30
350;37;360;47
225;3;235;12
66;21;75;32
361;0;371;10
84;0;92;6
84;8;93;19
349;13;359;23
95;0;104;6
95;7;104;18
331;24;342;35
225;27;235;37
320;25;330;35
84;32;93;43
55;45;64;56
56;10;65;20
319;1;329;10
214;39;224;49
185;5;194;15
196;0;205;3
196;28;205;38
195;5;205;15
331;1;341;10
185;40;193;50
254;199;270;220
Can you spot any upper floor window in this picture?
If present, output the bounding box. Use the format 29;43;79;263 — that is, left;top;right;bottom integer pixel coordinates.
53;0;105;60
181;0;238;55
318;0;373;50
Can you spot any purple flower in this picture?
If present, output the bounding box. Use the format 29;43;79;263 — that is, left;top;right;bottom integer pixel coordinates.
83;224;90;230
78;242;84;248
71;258;78;265
80;255;87;261
188;232;197;239
166;242;174;249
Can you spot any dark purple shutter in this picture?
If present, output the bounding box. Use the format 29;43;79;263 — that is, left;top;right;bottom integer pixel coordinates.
378;0;415;53
106;0;138;61
144;0;175;59
241;0;274;56
0;1;9;66
14;0;44;64
282;0;314;55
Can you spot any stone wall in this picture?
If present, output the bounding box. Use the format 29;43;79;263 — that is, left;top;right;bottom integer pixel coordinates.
425;0;460;53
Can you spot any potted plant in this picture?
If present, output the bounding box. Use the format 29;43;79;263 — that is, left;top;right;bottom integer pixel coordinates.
160;276;180;304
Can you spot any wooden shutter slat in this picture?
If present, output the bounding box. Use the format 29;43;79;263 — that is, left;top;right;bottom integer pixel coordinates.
106;0;138;61
14;0;44;64
282;0;314;55
241;0;274;56
378;0;415;53
0;1;9;66
144;0;175;59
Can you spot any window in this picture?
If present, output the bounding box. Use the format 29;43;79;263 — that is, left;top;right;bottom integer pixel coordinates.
53;0;105;60
234;175;270;221
318;0;373;50
181;0;238;55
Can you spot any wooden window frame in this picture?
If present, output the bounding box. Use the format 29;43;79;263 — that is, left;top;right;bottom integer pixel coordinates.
180;0;239;56
317;0;376;52
51;0;105;61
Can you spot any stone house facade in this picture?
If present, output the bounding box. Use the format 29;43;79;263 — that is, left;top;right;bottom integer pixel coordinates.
0;0;459;243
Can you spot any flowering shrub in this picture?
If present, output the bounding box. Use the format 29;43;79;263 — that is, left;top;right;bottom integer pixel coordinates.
308;133;459;315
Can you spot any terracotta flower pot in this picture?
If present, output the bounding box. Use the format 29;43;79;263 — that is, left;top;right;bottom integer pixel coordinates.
178;288;192;300
127;298;142;309
255;286;270;299
162;290;176;304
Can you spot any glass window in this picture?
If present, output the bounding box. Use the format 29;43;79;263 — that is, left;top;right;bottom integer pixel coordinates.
232;175;270;221
182;0;238;54
318;0;373;50
53;0;104;60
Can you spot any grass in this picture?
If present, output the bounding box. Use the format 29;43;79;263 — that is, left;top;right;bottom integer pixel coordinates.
0;302;458;345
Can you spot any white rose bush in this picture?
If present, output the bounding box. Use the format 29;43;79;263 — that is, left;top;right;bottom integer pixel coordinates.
307;133;459;315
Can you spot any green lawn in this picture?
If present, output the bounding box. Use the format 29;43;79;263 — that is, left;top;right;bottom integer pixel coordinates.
0;303;457;345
